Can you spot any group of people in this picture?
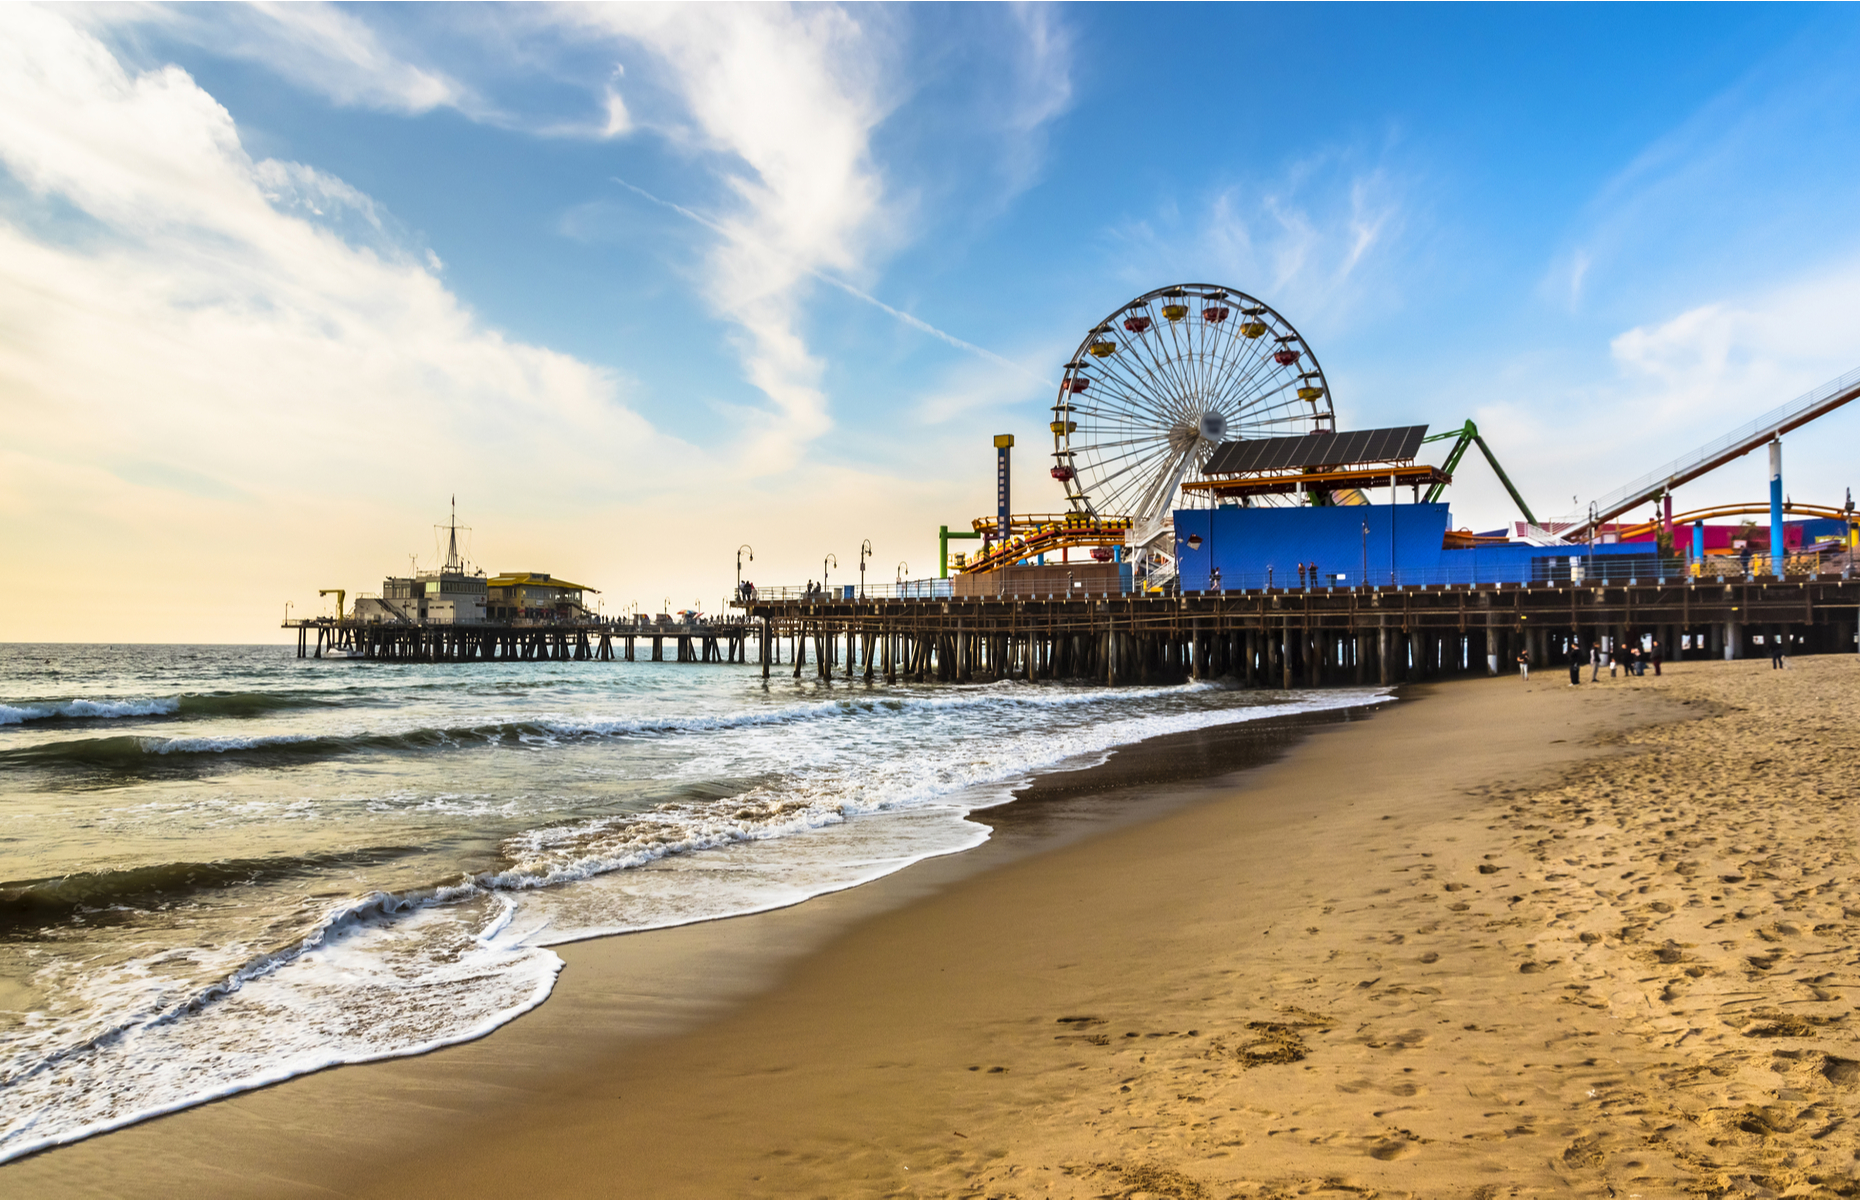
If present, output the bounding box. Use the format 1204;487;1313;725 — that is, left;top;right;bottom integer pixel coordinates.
1546;639;1665;684
1516;639;1665;684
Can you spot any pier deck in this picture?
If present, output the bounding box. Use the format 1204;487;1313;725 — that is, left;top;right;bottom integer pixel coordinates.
741;576;1860;686
285;619;752;663
285;576;1859;682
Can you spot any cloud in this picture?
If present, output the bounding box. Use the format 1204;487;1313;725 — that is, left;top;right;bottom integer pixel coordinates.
1457;259;1860;530
0;6;679;639
611;175;1050;388
559;4;904;470
1608;267;1860;429
83;1;475;117
1103;145;1411;337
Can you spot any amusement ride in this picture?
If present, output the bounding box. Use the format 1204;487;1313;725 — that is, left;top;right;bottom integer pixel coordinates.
949;284;1860;589
957;283;1337;584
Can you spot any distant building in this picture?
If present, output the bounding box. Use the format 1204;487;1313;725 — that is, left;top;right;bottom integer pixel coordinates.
485;573;596;622
354;570;488;624
345;505;596;625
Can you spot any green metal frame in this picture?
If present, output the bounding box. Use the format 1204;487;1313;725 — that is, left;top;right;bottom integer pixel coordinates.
939;524;983;578
1422;420;1538;526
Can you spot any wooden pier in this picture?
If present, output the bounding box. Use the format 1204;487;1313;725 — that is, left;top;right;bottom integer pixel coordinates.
741;576;1860;686
287;576;1859;682
287;619;753;663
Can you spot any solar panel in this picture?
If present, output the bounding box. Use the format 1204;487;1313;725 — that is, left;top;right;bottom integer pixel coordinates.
1203;425;1429;475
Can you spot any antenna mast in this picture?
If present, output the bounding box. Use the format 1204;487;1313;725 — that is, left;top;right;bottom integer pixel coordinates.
445;495;462;572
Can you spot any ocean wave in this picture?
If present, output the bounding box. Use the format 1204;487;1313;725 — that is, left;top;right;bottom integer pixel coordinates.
0;725;517;770
0;879;540;1129
0;846;429;931
0;680;1227;771
534;677;1229;740
0;691;334;726
0;698;178;725
481;687;1390;905
0;680;1391;1164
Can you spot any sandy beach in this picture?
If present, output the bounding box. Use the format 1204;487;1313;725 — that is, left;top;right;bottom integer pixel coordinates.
11;655;1860;1198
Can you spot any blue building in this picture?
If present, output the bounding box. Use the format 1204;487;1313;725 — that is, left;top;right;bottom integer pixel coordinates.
1172;503;1668;591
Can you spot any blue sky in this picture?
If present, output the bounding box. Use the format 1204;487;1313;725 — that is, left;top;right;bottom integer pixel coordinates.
5;3;1860;639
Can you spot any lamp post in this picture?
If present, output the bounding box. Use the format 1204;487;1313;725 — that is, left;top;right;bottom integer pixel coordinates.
823;553;837;596
736;544;754;601
896;560;909;584
1586;502;1597;585
859;539;872;599
1361;521;1369;590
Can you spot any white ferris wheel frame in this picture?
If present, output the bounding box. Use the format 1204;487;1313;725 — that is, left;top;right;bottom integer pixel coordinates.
1051;284;1337;544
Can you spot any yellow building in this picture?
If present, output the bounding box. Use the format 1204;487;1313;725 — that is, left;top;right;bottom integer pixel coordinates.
485;572;597;622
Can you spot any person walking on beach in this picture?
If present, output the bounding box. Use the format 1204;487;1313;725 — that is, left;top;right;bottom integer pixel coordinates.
1608;641;1620;678
1771;634;1786;669
1516;645;1530;681
1590;640;1602;682
1569;640;1583;686
1630;644;1643;676
1650;639;1662;676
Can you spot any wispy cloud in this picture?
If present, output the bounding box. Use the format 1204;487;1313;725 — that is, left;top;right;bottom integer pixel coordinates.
1543;19;1860;318
559;4;902;470
611;176;1049;388
1105;143;1412;336
83;1;477;117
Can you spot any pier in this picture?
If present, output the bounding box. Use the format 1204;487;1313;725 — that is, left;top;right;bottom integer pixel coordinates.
286;619;753;663
741;575;1860;686
289;575;1859;678
287;575;1859;682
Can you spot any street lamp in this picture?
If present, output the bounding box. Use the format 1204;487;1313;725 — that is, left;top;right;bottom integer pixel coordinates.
823;553;837;596
896;560;909;586
736;544;754;601
859;540;872;599
1586;501;1598;585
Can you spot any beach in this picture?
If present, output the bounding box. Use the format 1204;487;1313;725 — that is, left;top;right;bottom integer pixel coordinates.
10;655;1860;1198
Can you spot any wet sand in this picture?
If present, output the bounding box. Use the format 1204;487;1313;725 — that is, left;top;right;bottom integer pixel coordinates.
12;657;1860;1197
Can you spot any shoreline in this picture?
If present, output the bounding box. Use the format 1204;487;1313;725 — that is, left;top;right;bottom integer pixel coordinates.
3;688;1385;1196
15;657;1854;1197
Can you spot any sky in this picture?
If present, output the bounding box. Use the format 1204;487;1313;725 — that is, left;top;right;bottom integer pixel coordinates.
6;2;1860;642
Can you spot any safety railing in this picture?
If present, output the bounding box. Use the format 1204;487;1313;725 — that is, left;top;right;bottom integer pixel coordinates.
742;580;955;602
738;555;1854;604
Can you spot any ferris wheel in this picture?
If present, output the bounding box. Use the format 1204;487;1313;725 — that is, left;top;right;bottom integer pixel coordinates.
1050;284;1336;534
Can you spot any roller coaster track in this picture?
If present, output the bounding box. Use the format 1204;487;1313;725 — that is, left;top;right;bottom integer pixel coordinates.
1557;364;1860;540
1611;502;1855;540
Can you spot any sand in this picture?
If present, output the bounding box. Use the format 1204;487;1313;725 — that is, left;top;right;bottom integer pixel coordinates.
10;656;1860;1198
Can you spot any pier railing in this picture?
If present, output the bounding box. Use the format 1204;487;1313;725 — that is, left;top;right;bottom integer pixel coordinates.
748;556;1847;603
746;580;954;602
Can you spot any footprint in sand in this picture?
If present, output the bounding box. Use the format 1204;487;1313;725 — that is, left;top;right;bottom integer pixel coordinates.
1367;1134;1422;1160
1822;1055;1860;1087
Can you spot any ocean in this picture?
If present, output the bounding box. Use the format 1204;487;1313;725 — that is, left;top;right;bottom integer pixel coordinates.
0;642;1385;1161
